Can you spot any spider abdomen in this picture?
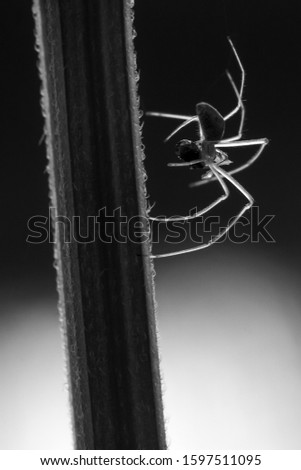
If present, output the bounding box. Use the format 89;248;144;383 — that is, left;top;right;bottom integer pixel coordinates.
196;102;225;141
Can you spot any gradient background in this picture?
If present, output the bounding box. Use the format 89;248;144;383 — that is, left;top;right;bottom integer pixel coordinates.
0;0;301;449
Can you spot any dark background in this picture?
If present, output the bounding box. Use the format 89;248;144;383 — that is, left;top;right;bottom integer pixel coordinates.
0;0;301;449
135;0;301;254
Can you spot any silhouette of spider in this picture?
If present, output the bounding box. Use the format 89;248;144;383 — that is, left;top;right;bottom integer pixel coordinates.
146;38;269;258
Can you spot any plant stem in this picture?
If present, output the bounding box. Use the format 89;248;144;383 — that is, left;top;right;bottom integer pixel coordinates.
33;0;166;450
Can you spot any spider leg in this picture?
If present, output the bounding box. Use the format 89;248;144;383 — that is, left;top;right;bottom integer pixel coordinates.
164;116;199;143
214;164;253;204
220;38;246;143
221;71;245;142
216;138;268;148
149;164;229;223
223;37;245;121
190;138;268;188
151;164;253;258
224;139;268;176
167;159;202;167
146;111;192;120
224;37;246;116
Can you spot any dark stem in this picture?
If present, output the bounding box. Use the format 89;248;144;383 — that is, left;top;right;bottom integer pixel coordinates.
33;0;166;450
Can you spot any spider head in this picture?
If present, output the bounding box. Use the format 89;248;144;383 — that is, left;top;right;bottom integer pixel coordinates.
175;139;200;161
175;139;204;170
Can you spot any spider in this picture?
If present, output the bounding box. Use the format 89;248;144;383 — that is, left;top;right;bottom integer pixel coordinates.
146;37;269;259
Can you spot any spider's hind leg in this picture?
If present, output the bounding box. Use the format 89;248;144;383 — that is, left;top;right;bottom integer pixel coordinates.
149;164;229;222
151;163;253;259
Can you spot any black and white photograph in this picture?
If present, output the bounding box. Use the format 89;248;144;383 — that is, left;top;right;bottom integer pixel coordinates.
0;0;301;458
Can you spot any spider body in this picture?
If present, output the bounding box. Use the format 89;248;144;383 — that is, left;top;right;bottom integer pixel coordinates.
146;38;269;258
175;139;227;171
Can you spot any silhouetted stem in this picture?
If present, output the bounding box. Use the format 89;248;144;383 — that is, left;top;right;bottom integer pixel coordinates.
33;0;166;450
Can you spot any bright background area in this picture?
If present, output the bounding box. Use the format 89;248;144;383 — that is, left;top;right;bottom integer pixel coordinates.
156;246;301;448
1;245;301;449
0;289;72;449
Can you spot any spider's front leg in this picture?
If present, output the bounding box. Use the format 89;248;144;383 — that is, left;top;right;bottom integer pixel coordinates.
145;111;192;120
145;111;199;144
